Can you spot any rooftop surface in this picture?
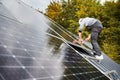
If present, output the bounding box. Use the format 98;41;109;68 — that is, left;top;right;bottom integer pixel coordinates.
0;0;120;80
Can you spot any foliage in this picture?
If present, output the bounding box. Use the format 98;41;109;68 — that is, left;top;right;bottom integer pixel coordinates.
46;1;62;20
100;27;120;64
45;0;120;64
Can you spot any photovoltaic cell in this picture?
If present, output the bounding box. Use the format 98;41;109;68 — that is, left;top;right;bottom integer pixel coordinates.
0;18;109;80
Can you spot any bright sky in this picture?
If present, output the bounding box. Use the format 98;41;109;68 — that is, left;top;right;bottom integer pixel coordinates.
21;0;51;12
21;0;117;12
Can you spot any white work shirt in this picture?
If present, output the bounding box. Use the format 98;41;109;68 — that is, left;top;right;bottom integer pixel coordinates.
79;17;98;31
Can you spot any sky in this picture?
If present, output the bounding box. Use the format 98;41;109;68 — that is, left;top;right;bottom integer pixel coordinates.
21;0;52;12
21;0;116;12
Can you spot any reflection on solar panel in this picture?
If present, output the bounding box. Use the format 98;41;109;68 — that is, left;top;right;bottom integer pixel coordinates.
0;0;120;80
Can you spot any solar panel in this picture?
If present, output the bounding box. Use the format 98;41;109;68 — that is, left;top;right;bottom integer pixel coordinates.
0;0;120;80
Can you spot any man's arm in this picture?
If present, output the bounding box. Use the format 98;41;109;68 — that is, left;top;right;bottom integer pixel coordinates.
78;32;83;44
85;34;91;41
78;32;82;39
77;19;85;44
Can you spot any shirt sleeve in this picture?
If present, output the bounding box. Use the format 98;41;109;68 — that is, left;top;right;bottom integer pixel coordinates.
79;22;85;32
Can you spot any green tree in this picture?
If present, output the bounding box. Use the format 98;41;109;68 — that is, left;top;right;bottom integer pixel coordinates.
46;1;62;20
100;0;120;64
57;0;79;33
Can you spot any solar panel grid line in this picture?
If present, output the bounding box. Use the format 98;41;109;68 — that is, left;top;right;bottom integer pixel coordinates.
91;54;114;72
0;73;5;80
0;33;16;41
0;36;36;80
83;58;105;71
0;53;12;57
63;56;83;62
62;59;85;63
0;54;20;66
18;38;47;47
47;15;81;42
0;24;24;35
0;13;22;24
73;70;100;75
14;58;52;78
17;58;42;67
90;59;109;72
46;16;75;40
58;40;98;71
50;20;79;41
13;36;65;80
62;67;96;77
0;44;34;56
47;26;67;43
0;0;29;24
0;45;10;54
0;35;32;57
8;51;35;79
7;45;40;54
0;2;19;20
0;21;44;42
46;28;86;61
22;75;63;80
8;48;32;57
93;59;113;72
103;64;116;72
0;36;107;80
62;66;93;69
62;73;80;80
1;31;46;57
0;52;18;59
101;59;117;72
13;28;44;38
42;68;59;79
90;75;106;80
16;0;36;13
59;43;109;78
17;34;46;45
63;61;92;67
67;72;104;80
0;27;7;33
0;65;28;69
0;56;31;79
26;66;61;69
25;68;57;80
66;65;91;69
64;44;110;79
0;40;23;49
46;33;63;42
85;59;112;79
65;47;107;73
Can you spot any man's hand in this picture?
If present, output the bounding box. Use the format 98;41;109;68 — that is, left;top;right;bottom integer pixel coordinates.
73;39;84;45
85;37;90;41
73;39;78;44
85;34;91;41
78;38;84;44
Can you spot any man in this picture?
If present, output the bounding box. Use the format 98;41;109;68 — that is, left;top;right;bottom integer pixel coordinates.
77;17;103;60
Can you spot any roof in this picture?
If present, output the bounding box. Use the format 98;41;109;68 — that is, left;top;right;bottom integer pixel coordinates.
0;0;120;80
